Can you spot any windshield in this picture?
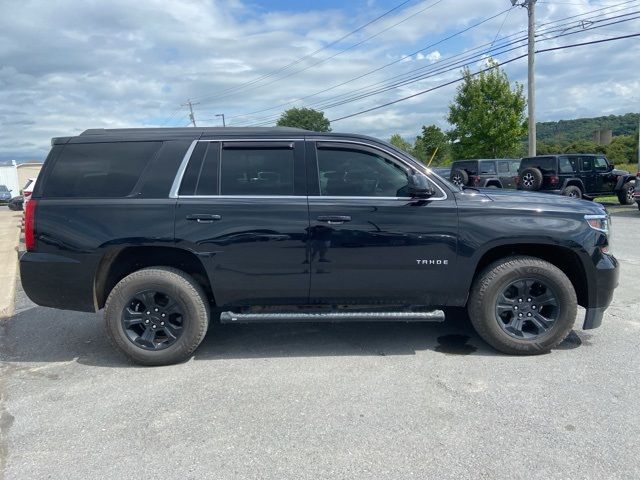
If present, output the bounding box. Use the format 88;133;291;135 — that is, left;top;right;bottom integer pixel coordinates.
0;185;9;192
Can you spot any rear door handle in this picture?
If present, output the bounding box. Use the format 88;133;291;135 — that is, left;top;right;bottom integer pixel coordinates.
186;214;222;223
317;215;351;225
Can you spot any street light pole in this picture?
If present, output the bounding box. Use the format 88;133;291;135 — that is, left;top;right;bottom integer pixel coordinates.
216;113;226;127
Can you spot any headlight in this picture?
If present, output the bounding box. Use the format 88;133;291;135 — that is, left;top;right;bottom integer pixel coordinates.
585;214;612;254
584;214;608;233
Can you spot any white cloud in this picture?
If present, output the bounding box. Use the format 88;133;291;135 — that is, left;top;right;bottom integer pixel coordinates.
426;51;441;63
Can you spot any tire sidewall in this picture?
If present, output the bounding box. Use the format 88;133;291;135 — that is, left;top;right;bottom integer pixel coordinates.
105;269;209;365
469;259;577;354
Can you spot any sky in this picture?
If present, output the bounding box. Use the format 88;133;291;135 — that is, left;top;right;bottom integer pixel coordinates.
0;0;638;161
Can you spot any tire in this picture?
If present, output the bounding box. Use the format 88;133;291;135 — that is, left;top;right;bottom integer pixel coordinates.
467;256;577;355
562;185;582;199
104;267;210;366
616;182;634;205
450;169;469;187
486;183;501;189
520;167;543;191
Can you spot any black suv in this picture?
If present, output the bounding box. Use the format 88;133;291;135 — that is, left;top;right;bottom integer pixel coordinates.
20;128;618;365
518;154;635;204
449;159;521;189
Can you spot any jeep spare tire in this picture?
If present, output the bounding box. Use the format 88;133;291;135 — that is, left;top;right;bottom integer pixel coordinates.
520;167;543;191
450;169;469;187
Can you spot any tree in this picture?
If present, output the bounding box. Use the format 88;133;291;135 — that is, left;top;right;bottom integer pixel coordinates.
447;60;527;159
414;124;451;165
605;135;636;165
389;134;414;156
276;107;331;132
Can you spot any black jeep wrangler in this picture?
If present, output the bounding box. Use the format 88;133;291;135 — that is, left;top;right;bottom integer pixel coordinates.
518;154;635;204
449;159;521;189
20;128;619;365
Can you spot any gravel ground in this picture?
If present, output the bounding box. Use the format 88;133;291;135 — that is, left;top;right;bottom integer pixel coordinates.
0;207;638;480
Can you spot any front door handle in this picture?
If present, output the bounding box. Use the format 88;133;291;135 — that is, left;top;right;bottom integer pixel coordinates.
317;215;351;225
186;214;222;223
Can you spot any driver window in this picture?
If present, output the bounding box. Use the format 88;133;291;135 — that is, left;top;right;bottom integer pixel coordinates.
594;157;608;171
317;147;409;197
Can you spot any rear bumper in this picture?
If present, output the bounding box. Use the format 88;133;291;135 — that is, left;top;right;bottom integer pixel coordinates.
20;251;96;312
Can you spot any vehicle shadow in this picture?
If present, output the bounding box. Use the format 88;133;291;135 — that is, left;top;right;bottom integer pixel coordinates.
1;305;589;368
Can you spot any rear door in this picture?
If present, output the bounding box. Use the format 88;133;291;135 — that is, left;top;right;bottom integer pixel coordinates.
497;160;513;187
174;139;310;307
306;140;458;306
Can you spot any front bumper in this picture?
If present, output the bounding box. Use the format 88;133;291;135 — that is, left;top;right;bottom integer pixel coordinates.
583;252;619;330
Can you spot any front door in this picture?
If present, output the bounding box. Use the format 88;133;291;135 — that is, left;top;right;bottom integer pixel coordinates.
175;139;310;307
306;140;458;306
579;156;596;193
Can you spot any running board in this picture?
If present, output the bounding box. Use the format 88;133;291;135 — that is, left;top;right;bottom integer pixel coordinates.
219;310;445;324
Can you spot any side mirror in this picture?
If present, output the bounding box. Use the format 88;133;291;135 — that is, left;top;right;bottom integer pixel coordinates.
408;172;435;198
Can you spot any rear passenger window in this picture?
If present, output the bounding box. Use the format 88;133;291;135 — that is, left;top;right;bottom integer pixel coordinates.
43;142;161;198
220;145;294;196
479;161;496;175
497;161;509;174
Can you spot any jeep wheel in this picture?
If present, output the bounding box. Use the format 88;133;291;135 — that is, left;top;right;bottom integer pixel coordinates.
562;185;582;199
468;256;576;355
450;169;469;187
104;267;209;366
519;168;543;191
616;182;634;205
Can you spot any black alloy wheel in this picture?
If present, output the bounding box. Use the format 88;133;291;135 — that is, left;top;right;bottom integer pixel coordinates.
122;290;185;350
494;278;559;340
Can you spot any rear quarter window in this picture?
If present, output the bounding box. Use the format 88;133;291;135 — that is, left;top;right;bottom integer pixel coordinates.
42;142;161;198
452;161;477;174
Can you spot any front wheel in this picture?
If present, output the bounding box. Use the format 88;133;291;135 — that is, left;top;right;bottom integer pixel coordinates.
104;267;210;366
467;256;577;355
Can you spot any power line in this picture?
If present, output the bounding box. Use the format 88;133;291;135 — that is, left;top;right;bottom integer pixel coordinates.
227;6;515;123
228;0;638;125
329;32;639;123
240;8;639;126
188;0;417;104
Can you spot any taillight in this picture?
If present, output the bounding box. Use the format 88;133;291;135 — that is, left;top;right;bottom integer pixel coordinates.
515;175;521;184
25;199;37;251
549;176;559;185
470;175;481;186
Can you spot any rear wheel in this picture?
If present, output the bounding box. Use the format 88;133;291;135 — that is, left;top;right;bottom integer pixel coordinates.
562;185;582;199
104;267;209;366
519;168;543;191
617;182;634;205
468;256;576;355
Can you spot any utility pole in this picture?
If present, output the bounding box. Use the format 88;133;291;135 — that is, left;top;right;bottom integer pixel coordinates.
182;100;199;127
513;0;537;156
215;113;226;127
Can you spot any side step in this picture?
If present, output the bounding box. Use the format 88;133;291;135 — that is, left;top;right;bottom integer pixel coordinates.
219;310;445;324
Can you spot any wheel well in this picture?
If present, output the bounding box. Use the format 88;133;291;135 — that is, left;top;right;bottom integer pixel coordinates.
94;247;214;309
473;244;588;308
485;180;502;187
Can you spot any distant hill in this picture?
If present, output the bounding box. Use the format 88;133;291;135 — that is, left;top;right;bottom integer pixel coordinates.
537;113;639;144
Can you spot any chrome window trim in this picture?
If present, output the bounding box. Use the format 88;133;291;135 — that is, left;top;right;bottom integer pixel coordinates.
169;139;198;199
177;195;307;200
309;137;448;201
170;137;448;200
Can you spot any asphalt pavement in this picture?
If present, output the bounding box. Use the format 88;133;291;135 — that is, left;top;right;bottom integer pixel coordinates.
0;207;638;480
